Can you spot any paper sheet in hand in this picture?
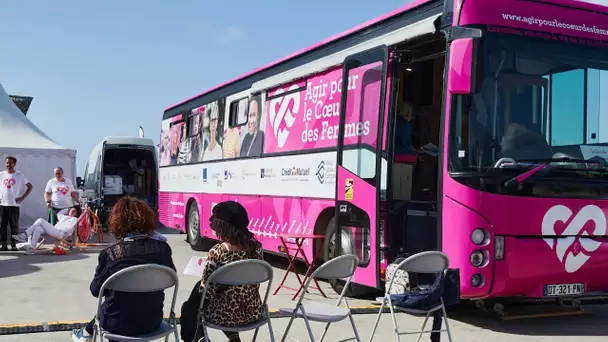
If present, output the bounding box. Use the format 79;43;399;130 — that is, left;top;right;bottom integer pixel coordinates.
421;143;439;156
183;256;207;276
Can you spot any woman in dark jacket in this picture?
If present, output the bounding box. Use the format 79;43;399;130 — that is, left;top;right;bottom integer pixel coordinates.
71;197;176;342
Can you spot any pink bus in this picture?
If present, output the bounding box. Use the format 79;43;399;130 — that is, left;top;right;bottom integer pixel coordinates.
159;0;608;306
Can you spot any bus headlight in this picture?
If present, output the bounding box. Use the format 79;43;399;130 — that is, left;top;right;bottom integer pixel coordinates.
471;274;484;287
470;250;485;267
471;228;487;245
495;236;505;260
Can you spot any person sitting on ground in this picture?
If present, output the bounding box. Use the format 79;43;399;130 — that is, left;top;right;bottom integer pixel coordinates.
181;201;264;342
70;197;175;342
13;207;82;253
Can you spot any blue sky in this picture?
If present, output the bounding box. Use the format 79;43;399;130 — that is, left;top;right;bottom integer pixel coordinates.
0;0;408;173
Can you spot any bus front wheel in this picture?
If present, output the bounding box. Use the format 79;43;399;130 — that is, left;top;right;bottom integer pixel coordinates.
187;203;207;251
323;217;372;298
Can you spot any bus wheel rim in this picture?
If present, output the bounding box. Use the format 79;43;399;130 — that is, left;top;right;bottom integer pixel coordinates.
189;209;199;241
329;230;351;259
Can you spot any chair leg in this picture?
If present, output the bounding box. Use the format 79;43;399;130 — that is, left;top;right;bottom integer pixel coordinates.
319;322;331;342
267;319;276;342
441;305;453;342
348;313;361;342
203;325;211;342
368;300;386;342
253;327;260;341
416;312;431;342
302;316;315;342
280;314;297;342
388;303;401;342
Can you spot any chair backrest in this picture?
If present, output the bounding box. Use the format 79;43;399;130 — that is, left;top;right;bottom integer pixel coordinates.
205;259;273;286
311;254;359;280
100;264;179;292
397;251;449;274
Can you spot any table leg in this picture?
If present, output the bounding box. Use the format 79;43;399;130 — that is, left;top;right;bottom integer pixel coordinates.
273;237;305;296
292;238;327;300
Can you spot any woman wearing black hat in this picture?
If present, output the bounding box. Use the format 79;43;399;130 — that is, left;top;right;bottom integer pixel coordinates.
181;201;263;342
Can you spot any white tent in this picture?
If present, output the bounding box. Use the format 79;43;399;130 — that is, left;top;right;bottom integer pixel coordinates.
0;82;76;229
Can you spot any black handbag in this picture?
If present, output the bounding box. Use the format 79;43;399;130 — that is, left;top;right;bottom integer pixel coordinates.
180;281;205;342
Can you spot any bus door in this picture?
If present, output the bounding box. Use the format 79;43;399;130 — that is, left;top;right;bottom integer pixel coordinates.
335;46;389;289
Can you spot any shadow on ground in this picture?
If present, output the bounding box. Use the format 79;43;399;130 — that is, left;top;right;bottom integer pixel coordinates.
0;251;89;279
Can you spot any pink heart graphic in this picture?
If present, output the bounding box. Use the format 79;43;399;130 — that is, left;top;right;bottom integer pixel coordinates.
3;179;15;189
198;258;203;266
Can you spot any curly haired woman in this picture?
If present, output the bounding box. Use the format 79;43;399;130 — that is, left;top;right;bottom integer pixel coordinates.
71;197;176;342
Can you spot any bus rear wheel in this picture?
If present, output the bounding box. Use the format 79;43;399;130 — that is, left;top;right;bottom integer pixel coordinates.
323;217;372;298
187;203;207;251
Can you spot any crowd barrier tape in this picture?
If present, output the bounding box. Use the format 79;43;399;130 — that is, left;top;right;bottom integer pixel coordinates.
0;305;387;335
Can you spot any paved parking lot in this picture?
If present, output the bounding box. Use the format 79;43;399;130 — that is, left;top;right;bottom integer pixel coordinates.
1;228;608;341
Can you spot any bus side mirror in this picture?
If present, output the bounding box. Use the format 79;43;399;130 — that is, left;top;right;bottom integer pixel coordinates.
447;37;476;95
76;176;84;188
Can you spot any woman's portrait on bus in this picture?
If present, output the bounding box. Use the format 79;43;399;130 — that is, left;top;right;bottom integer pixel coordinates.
203;101;224;161
240;94;265;157
170;123;179;165
177;122;190;164
159;123;171;166
189;106;206;163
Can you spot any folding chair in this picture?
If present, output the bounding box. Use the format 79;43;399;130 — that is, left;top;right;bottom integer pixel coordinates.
279;254;360;342
368;251;453;342
197;259;275;342
92;264;180;342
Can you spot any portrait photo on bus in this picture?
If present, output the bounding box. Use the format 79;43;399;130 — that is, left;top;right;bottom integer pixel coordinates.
240;94;265;158
203;99;225;162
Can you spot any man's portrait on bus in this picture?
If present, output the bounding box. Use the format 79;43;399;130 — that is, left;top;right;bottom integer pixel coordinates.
240;94;265;157
203;101;224;161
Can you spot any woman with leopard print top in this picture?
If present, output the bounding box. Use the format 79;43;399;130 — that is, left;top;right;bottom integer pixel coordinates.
199;201;264;342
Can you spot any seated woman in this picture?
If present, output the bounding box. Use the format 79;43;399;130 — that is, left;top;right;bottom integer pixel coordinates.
184;201;264;342
70;197;175;342
13;207;82;252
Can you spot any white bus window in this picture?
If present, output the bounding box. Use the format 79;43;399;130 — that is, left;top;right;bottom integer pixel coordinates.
229;97;249;128
342;148;376;180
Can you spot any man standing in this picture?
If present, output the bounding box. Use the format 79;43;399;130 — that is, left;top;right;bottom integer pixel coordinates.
0;156;33;251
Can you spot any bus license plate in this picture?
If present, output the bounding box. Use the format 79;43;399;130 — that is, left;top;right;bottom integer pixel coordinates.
543;283;585;297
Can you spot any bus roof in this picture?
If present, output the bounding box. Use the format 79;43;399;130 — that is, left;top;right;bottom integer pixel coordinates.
164;0;434;112
102;136;156;147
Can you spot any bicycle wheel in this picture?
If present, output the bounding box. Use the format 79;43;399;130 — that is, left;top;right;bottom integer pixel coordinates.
77;210;93;243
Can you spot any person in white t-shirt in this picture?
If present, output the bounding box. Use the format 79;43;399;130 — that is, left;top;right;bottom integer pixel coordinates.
44;167;80;222
0;156;33;251
13;207;81;253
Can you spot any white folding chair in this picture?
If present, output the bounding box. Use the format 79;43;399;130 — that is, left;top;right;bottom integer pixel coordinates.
197;259;275;342
279;254;360;342
92;264;180;341
368;251;453;342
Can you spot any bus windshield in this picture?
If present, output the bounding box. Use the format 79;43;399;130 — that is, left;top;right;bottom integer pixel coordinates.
449;33;608;196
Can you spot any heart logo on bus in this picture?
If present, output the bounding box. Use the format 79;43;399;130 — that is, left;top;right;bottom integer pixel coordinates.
268;84;300;148
541;205;606;273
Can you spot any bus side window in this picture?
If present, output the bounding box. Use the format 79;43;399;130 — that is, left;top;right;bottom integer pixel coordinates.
228;97;249;128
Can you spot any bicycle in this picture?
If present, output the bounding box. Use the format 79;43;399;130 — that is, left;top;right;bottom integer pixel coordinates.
76;198;104;244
